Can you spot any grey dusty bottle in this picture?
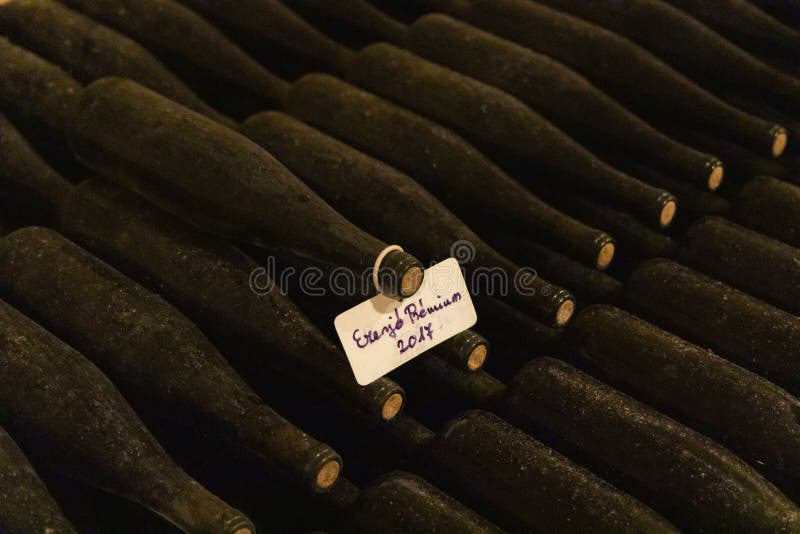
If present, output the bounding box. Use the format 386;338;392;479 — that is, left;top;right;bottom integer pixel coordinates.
241;110;575;326
412;0;787;157
0;299;254;534
565;305;800;498
0;424;76;534
0;227;343;494
623;259;800;395
67;77;423;300
280;73;613;269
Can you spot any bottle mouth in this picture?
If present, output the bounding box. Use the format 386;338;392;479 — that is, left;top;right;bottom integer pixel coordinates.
771;126;788;157
659;199;677;228
315;459;342;490
467;344;488;371
223;516;256;534
552;292;575;327
707;162;724;191
596;241;615;270
401;265;424;297
382;392;405;420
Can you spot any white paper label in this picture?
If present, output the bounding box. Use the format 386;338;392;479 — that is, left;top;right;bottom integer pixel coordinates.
334;257;477;385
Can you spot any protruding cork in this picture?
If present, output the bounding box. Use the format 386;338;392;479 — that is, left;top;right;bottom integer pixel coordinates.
596;242;615;270
401;266;424;297
556;299;575;327
708;163;724;191
660;200;677;227
381;250;424;298
772;127;788;157
382;393;404;420
316;460;341;490
468;344;488;371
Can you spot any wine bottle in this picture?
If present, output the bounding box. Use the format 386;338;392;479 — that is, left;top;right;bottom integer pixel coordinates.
0;227;343;494
748;0;800;28
68;77;423;299
480;231;624;303
0;36;78;131
346;43;677;228
565;305;800;496
0;299;255;534
287;0;409;44
433;330;489;373
0;0;233;127
240;110;575;326
406;13;724;191
731;176;800;248
672;129;798;184
58;179;406;422
388;411;675;532
537;190;678;263
534;0;800;114
623;259;800;394
281;73;615;269
413;0;788;158
60;0;290;106
0;113;72;226
497;357;800;531
678;217;800;315
178;0;353;75
591;147;732;224
0;424;76;534
323;472;502;533
665;0;800;57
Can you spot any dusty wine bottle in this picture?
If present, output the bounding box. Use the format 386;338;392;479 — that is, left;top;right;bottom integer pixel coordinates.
61;0;291;105
178;0;353;74
0;36;79;138
678;217;800;315
407;410;676;532
287;0;409;44
0;113;71;225
281;73;614;268
749;0;800;27
624;259;800;394
0;424;76;534
0;227;343;494
534;0;800;114
538;190;678;263
346;43;677;228
241;110;575;326
480;231;624;303
731;176;800;248
0;0;232;127
498;357;800;531
666;0;800;57
67;77;423;299
592;148;732;224
565;305;800;495
0;299;255;534
433;330;489;373
57;179;406;422
674;129;798;184
322;472;502;533
413;0;788;158
406;13;724;191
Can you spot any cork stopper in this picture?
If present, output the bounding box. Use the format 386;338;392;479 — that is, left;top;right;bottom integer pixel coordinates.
401;266;424;297
772;128;788;157
660;200;677;227
316;460;341;490
467;344;488;371
596;242;615;270
233;529;252;534
556;299;575;327
382;392;404;420
707;164;724;191
380;250;424;298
